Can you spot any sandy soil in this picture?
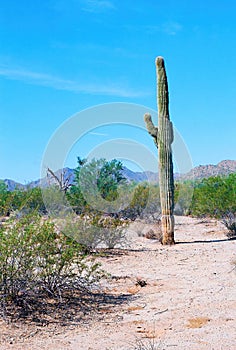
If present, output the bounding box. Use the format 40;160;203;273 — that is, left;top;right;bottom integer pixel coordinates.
0;216;235;350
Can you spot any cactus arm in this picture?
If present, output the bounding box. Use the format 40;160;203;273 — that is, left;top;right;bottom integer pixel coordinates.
144;113;158;147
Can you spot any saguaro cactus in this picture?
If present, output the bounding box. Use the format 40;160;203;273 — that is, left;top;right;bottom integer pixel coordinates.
144;56;175;245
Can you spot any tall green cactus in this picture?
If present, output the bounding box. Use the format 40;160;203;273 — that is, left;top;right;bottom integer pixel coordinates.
144;56;175;245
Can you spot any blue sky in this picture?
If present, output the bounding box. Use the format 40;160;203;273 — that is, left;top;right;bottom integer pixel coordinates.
0;0;236;183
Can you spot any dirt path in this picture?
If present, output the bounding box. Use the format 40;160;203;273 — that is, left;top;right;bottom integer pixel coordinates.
0;216;235;349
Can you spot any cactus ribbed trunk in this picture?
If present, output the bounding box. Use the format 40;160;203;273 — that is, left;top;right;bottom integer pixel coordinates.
157;57;175;244
144;57;175;245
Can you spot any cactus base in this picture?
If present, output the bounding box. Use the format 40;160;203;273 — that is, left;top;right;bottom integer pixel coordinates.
161;215;175;245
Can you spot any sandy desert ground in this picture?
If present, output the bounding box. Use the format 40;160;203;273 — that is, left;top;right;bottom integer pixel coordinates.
0;216;235;350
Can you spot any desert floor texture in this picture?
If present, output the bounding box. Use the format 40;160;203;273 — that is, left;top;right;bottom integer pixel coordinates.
0;216;235;350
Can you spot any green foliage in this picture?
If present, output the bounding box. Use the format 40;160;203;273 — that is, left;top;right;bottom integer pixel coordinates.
42;185;71;217
0;214;103;310
91;215;128;249
0;187;46;217
0;181;9;216
61;215;101;251
174;181;194;215
0;214;37;300
143;184;161;220
130;183;150;217
119;183;149;220
120;183;160;221
0;181;8;194
21;187;46;214
68;157;126;214
190;174;236;217
97;159;125;201
61;213;128;250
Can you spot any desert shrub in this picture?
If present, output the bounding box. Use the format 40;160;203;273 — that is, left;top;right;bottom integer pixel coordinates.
0;190;23;216
127;183;149;219
92;215;128;249
41;185;72;217
142;185;161;222
0;181;9;216
174;181;194;215
61;214;128;250
60;215;102;251
23;187;46;214
190;174;236;218
0;187;46;217
222;212;236;239
120;183;160;221
0;214;39;301
0;214;103;316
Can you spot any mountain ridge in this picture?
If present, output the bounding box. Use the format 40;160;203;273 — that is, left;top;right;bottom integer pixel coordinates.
2;160;236;191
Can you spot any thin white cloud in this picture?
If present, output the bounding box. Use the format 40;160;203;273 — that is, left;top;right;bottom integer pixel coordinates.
162;22;182;36
88;131;108;136
0;64;147;98
146;22;182;35
112;140;136;145
81;0;116;13
124;21;182;36
50;0;116;13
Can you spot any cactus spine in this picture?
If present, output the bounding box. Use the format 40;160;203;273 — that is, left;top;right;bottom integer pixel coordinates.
144;56;175;245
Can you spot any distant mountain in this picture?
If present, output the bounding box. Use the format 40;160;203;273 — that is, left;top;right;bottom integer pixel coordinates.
121;167;158;183
180;160;236;181
28;168;76;189
2;168;75;192
2;160;236;191
123;160;236;183
3;179;25;191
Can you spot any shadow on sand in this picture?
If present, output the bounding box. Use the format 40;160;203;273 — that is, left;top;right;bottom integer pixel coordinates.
176;237;236;244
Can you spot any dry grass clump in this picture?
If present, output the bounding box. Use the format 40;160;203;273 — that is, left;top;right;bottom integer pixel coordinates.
143;229;162;241
130;337;163;350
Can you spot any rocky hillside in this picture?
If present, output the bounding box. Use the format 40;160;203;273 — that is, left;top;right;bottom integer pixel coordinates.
180;160;236;181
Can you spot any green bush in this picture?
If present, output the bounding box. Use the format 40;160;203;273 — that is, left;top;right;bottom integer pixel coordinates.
120;183;160;221
0;181;9;216
92;215;128;249
0;187;46;217
67;157;126;214
174;181;194;216
60;215;102;251
61;214;128;250
190;174;236;218
128;183;150;219
0;214;103;314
